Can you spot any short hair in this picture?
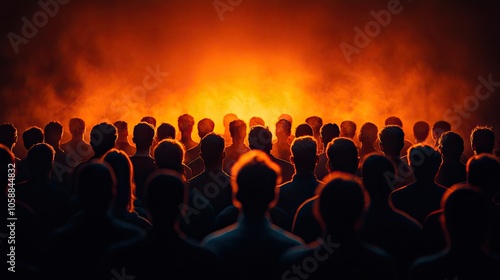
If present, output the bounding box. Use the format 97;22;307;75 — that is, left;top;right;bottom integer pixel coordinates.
361;154;396;198
306;116;323;134
141;116;157;128
0;124;17;149
320;123;340;146
413;121;430;142
359;122;378;144
291;136;317;172
379;125;405;156
157;123;176;141
248;125;272;152
249;116;265;128
113;120;128;133
90;122;118;155
154;139;185;173
27;143;55;174
44;121;63;143
340;120;357;139
229;119;247;139
408;144;441;179
197;118;215;139
438;131;464;162
432;120;451;140
133;122;154;149
470;126;495;154
223;113;238;127
385;116;403;127
467;154;500;195
69;118;85;136
276;119;292;137
178;114;195;132
326;137;359;175
22;126;44;150
200;133;225;166
295;123;313;138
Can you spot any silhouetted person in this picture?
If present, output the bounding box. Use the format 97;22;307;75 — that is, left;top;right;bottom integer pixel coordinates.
359;154;423;279
141;116;157;128
202;150;303;280
278;113;293;125
293;137;360;243
315;123;340;180
45;121;72;187
470;125;495;155
61;118;93;168
156;122;176;141
17;126;44;182
249;116;265;128
379;125;415;189
282;173;396;280
130;122;157;201
385;116;413;157
113;120;136;156
249;125;294;183
271;118;292;162
391;144;446;225
155;139;213;241
178;114;198;151
435;131;466;188
189;133;232;216
276;136;320;231
185;118;215;165
410;186;500;280
295;123;313;138
223;119;250;175
413;121;430;144
0;123;19;158
359;122;381;160
223;113;238;145
432;120;451;147
306;116;323;153
340;120;357;139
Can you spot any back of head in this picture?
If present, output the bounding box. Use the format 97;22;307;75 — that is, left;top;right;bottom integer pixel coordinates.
154;139;185;173
200;133;225;166
249;116;265;128
28;143;55;175
0;144;14;193
326;137;359;175
438;131;464;162
295;123;313;138
44;121;64;145
178;114;195;133
408;144;442;180
22;126;44;150
231;150;281;214
413;121;430;142
113;120;128;135
432;120;451;142
157;123;176;141
132;122;154;149
275;119;292;139
314;172;368;233
361;154;397;198
320;123;340;147
0;123;17;150
305;116;323;135
359;122;378;145
385;116;403;127
103;149;135;212
223;113;238;128
141;116;157;128
144;170;187;226
69;118;86;137
248;125;272;153
229;119;247;140
379;125;405;156
470;126;495;154
291;136;317;173
77;162;116;214
91;122;118;156
340;120;357;139
467;154;500;196
197;118;215;139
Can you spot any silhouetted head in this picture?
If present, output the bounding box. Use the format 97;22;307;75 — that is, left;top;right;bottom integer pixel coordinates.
385;116;403;127
0;124;18;152
306;116;323;136
231;150;281;218
154;139;185;173
22;126;44;150
229;119;247;142
379;125;405;157
77;162;116;215
69;118;86;138
0;144;14;194
359;122;378;145
313;172;369;235
248;125;273;154
90;122;118;157
197;118;215;139
340;120;357;139
408;144;441;181
470;126;495;155
223;113;238;130
413;121;430;143
278;114;293;125
326;137;359;175
144;169;187;227
27;143;55;178
178;114;195;134
467;154;500;197
44;121;64;148
432;120;451;144
295;123;313;138
291;136;318;173
200;133;225;167
275;119;292;140
362;154;397;199
249;116;265;128
156;123;176;141
141;116;157;128
320;123;340;148
103;149;136;213
113;120;129;137
132;122;154;150
438;131;464;162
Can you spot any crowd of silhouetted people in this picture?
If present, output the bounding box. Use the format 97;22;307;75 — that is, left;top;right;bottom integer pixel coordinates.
1;113;500;280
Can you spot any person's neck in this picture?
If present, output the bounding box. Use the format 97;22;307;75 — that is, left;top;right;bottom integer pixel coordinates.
181;133;193;143
277;137;288;144
116;135;129;142
134;147;151;157
231;138;244;146
71;135;83;141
